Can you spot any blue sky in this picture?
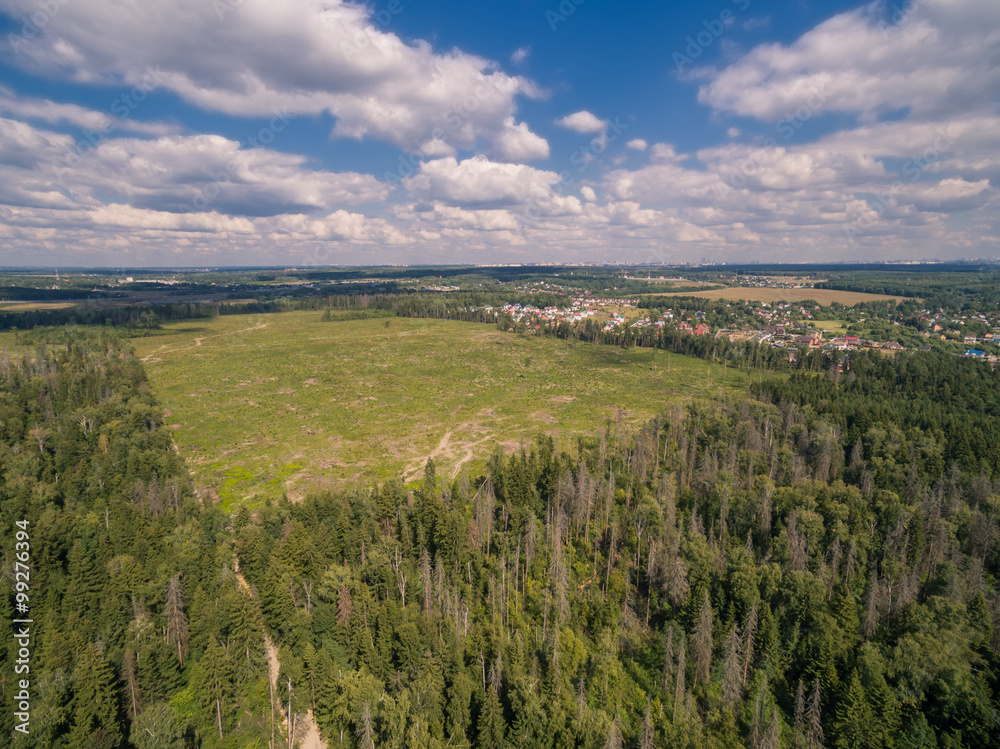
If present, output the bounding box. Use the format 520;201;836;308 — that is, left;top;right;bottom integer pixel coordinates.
0;0;997;266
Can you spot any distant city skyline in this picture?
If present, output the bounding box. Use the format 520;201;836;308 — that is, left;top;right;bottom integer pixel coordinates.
0;0;997;267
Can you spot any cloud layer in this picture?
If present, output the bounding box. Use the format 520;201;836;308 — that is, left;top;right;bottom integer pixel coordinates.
0;0;997;265
3;0;547;159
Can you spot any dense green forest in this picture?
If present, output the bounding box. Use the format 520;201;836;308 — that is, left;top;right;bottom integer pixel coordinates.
2;332;999;747
816;271;1000;312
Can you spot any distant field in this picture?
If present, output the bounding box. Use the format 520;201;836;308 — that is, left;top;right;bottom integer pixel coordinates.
621;277;718;287
651;287;910;305
0;301;79;311
131;311;746;505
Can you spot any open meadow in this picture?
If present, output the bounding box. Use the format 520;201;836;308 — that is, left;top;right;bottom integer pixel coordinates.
0;301;80;311
130;311;747;504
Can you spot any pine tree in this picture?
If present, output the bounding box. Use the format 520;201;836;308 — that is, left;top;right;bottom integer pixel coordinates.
230;589;266;686
750;679;780;749
68;643;122;749
662;627;674;692
604;713;624;749
793;680;806;748
130;702;186;749
337;581;353;627
833;671;872;749
673;640;686;722
196;638;235;741
640;703;655;749
692;590;713;687
721;624;743;710
313;646;339;735
807;679;824;749
123;646;142;720
356;701;376;749
741;601;758;686
64;540;101;639
163;574;189;667
478;685;507;749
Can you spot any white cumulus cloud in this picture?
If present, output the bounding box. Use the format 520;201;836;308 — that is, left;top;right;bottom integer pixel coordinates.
697;0;1000;122
556;110;608;134
1;0;546;157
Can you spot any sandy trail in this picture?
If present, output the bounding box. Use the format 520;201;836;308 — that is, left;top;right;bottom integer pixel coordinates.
403;421;496;481
235;564;326;749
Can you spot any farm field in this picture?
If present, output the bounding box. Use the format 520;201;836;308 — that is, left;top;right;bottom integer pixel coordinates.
649;287;911;305
131;311;747;504
0;301;80;311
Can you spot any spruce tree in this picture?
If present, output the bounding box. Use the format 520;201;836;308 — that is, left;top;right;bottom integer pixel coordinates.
721;624;743;710
196;638;235;741
640;703;655;749
692;590;713;687
130;702;186;749
163;574;189;667
833;671;872;749
807;679;824;749
230;589;266;686
68;643;122;749
477;685;507;749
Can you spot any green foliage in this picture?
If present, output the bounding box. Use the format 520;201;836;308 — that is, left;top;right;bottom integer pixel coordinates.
0;335;285;748
4;313;1000;749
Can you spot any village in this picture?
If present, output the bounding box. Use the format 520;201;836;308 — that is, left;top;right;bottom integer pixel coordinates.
489;295;1000;366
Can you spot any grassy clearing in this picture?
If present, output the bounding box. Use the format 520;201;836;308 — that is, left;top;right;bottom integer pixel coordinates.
131;311;747;505
649;287;911;305
813;319;850;334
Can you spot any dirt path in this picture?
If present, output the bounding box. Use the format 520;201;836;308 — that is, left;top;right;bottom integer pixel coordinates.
140;321;268;362
235;564;327;749
403;421;496;481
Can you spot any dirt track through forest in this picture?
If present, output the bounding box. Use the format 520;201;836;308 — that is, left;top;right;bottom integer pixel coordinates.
235;564;326;749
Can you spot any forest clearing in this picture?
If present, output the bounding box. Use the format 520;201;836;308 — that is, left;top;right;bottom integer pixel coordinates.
132;311;746;504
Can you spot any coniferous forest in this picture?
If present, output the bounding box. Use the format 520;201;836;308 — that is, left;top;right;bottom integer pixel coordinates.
2;332;1000;748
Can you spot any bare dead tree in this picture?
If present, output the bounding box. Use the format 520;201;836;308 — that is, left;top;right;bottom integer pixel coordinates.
164;574;189;667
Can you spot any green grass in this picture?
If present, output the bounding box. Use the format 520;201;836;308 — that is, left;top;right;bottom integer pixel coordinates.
813;319;850;334
128;311;747;504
